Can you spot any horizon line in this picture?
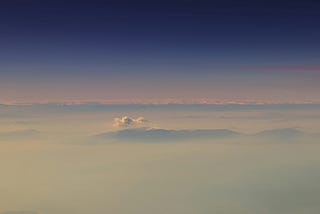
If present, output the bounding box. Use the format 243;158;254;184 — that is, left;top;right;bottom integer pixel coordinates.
1;99;320;106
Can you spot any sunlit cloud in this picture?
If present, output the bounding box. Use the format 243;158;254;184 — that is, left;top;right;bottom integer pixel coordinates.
113;116;148;128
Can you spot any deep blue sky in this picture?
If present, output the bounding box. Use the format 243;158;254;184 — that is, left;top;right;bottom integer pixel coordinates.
1;0;320;103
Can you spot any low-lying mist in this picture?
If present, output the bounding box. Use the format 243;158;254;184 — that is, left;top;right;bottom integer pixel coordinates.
1;104;320;214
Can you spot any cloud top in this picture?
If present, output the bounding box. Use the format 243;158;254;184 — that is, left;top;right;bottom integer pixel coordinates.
113;116;147;128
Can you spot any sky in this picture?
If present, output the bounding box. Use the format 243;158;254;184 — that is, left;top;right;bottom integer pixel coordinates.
1;2;320;212
1;0;320;103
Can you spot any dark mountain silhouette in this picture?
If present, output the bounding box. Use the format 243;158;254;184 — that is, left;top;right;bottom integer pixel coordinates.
254;128;306;139
94;127;241;142
0;212;38;214
0;129;40;140
92;127;319;143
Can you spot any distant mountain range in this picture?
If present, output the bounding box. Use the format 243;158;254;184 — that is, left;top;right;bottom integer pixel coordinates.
0;129;40;141
93;127;318;143
0;129;39;138
254;128;307;139
0;127;317;143
95;128;241;142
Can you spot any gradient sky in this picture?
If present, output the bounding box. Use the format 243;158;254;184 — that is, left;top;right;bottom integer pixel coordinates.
1;0;320;103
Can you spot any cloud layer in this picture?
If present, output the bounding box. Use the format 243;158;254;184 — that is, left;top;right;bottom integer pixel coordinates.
0;212;38;214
